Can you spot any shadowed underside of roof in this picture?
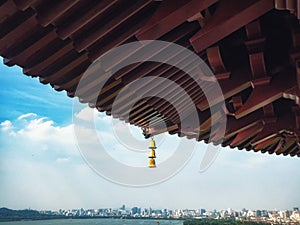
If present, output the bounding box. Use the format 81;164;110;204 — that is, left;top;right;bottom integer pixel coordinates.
1;0;300;157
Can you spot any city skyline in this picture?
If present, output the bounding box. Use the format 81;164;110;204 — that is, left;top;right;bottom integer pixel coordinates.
2;205;300;224
5;205;298;213
0;60;299;211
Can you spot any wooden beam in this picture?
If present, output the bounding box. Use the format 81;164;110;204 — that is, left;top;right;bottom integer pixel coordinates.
36;0;80;27
126;103;152;121
229;123;263;147
117;66;190;119
197;66;251;111
88;10;151;61
275;139;296;155
23;41;74;75
199;111;223;133
235;73;296;119
0;1;19;23
130;108;157;125
13;0;36;11
113;24;196;80
287;145;298;156
57;0;119;40
224;110;264;139
133;111;159;125
251;113;297;146
189;0;273;53
4;29;57;67
155;83;202;121
0;10;36;55
253;137;280;152
75;0;153;52
115;41;189;81
54;63;91;92
135;0;218;40
260;141;277;153
111;53;197;115
40;53;89;84
109;70;185;116
77;79;122;102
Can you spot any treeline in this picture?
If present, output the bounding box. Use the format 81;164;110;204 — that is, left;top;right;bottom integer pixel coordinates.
0;208;66;222
184;218;267;225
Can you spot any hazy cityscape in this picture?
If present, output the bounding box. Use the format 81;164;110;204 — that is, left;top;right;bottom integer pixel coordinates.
37;205;300;224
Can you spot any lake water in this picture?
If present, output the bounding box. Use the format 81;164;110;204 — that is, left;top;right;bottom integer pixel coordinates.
0;218;183;225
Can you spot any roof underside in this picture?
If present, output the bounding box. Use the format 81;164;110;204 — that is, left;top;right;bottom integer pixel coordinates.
1;0;300;157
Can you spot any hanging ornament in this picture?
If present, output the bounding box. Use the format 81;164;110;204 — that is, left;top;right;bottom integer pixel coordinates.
148;138;157;168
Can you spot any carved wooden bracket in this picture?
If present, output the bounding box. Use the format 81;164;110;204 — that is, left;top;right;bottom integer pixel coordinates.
206;46;231;80
245;20;271;87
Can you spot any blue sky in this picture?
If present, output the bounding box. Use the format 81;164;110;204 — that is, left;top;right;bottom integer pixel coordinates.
0;59;299;211
0;63;73;125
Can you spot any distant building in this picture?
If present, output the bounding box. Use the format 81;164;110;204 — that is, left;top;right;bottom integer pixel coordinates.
131;207;141;215
255;210;262;218
291;211;300;221
200;209;206;215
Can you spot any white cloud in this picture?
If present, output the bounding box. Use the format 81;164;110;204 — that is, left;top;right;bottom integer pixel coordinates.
56;157;70;163
74;106;114;125
74;106;96;122
1;120;13;131
17;112;37;120
1;114;78;157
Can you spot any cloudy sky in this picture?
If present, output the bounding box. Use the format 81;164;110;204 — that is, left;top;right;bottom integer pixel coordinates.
0;59;299;211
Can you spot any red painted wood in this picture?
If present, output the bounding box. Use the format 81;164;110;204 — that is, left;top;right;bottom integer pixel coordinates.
0;0;18;23
13;0;35;11
4;29;57;67
249;52;268;80
23;41;74;75
135;0;218;40
190;0;273;53
75;0;153;52
236;73;296;119
245;20;261;40
57;0;119;40
36;0;80;27
251;113;297;146
207;46;227;74
197;66;252;111
253;137;279;151
0;10;36;55
230;123;263;147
